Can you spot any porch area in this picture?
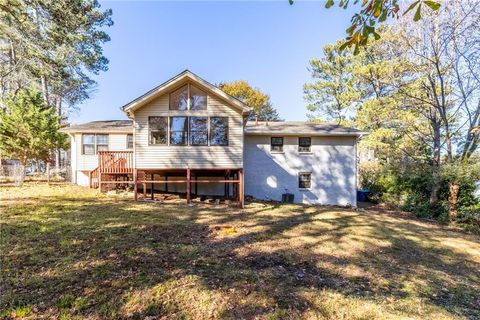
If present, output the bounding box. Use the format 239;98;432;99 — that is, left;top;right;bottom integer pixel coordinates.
87;151;244;207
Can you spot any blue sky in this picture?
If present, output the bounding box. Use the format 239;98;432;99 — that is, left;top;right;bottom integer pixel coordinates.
72;1;356;124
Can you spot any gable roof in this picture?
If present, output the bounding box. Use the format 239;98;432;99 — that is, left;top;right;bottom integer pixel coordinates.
121;70;251;115
60;120;133;134
245;121;363;136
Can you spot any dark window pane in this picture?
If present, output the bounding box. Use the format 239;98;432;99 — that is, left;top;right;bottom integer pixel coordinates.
189;117;208;145
299;137;311;152
190;85;207;110
299;173;311;189
149;117;168;145
127;134;133;149
210;117;228;146
170;117;188;145
169;85;188;110
271;137;283;152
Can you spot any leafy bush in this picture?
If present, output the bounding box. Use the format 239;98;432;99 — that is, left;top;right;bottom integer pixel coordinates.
457;205;480;234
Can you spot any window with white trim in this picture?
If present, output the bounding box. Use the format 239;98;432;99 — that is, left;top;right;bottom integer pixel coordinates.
82;134;109;155
299;137;311;152
298;172;311;189
127;134;133;149
271;137;284;152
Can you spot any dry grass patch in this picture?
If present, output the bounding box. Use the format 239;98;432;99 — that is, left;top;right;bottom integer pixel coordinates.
1;183;479;319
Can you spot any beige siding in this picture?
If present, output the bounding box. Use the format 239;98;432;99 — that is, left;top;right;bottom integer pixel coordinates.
75;133;131;171
133;93;244;169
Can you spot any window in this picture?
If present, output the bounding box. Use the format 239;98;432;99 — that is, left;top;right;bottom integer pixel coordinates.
189;117;208;145
82;134;109;155
299;137;311;152
210;117;228;146
170;116;188;145
127;134;133;149
82;134;95;155
169;84;207;111
149;117;168;145
271;137;284;152
96;134;109;152
190;85;207;110
169;85;188;110
299;173;311;189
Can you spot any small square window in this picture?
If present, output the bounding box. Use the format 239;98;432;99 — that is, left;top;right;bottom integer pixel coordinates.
271;137;283;152
299;172;311;189
299;137;311;152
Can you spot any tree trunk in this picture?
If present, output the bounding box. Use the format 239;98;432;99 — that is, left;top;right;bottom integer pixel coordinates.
448;182;460;221
429;123;442;207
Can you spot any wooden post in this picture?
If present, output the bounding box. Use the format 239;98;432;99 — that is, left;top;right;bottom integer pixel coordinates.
133;169;138;201
46;162;51;185
165;174;168;193
88;170;92;188
186;168;191;205
151;173;154;200
239;169;244;208
98;172;102;191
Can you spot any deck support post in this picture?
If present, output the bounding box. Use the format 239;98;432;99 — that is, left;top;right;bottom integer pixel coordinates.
133;169;138;201
239;169;244;208
98;172;102;191
151;174;154;200
186;168;191;205
88;170;92;189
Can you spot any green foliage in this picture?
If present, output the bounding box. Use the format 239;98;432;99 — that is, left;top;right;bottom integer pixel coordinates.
290;0;441;54
219;80;281;121
0;0;113;111
0;87;68;165
304;41;360;124
457;204;480;234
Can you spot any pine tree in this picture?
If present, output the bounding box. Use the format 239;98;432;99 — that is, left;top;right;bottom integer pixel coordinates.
0;86;68;165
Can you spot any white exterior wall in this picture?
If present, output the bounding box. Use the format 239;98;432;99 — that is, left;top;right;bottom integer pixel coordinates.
133;93;244;169
244;135;357;206
71;133;131;185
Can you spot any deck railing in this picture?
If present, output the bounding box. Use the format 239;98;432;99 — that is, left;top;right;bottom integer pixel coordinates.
98;151;133;173
89;167;100;188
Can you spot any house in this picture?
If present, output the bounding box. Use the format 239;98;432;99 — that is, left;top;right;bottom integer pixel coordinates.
62;70;362;207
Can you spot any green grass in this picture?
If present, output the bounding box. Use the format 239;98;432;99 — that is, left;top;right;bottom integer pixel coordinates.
1;183;479;319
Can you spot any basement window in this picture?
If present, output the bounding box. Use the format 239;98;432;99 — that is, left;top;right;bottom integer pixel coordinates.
298;172;311;189
271;137;284;152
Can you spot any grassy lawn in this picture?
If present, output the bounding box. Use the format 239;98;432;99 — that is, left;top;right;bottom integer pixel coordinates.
1;184;479;319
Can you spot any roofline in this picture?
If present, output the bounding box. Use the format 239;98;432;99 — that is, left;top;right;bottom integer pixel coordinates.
60;129;133;134
245;132;364;137
121;70;252;115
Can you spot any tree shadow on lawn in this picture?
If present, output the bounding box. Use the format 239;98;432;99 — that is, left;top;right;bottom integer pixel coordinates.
1;195;479;319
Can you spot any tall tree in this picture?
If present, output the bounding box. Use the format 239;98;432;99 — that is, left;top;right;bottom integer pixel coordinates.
304;42;360;125
0;86;68;166
219;80;281;121
305;0;480;219
0;0;113;113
